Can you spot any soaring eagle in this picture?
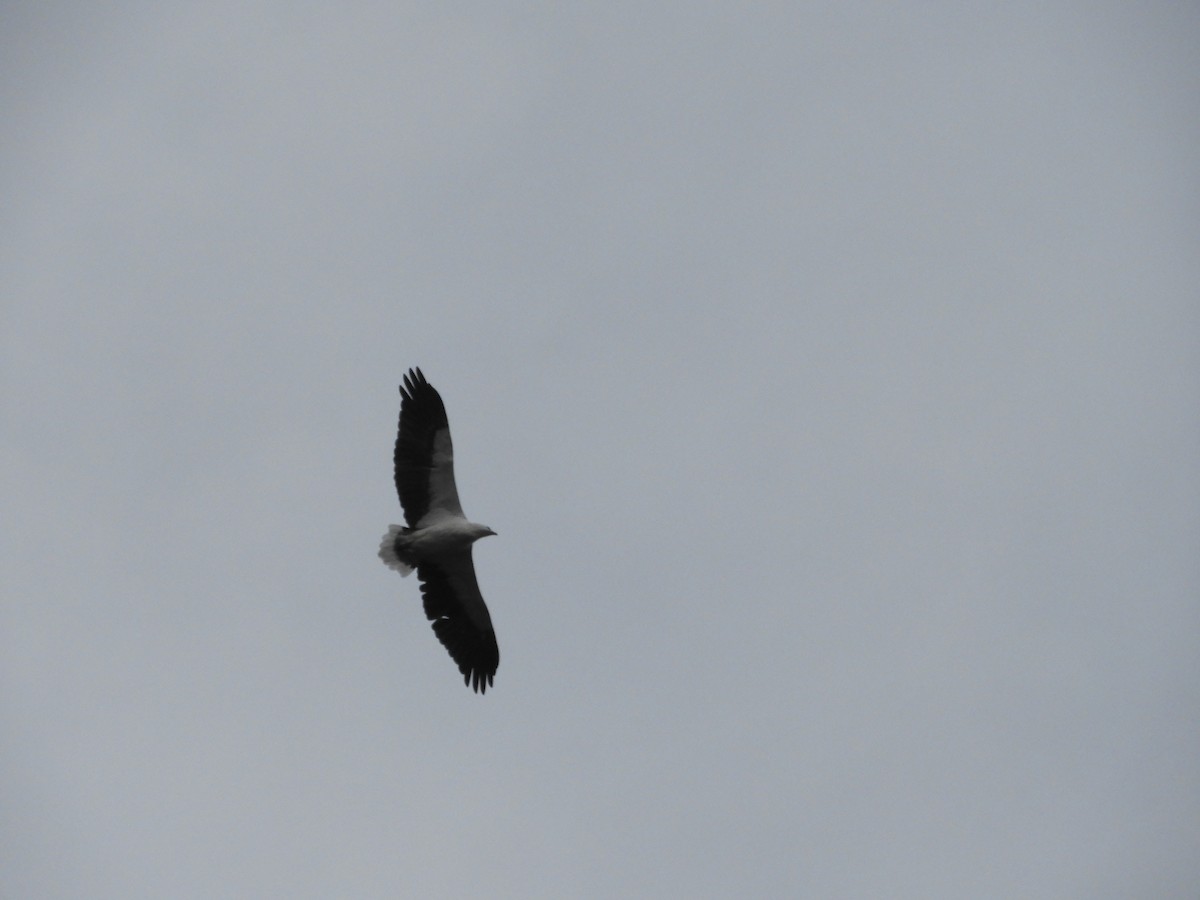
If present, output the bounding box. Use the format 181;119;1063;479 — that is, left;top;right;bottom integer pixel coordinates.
378;368;499;693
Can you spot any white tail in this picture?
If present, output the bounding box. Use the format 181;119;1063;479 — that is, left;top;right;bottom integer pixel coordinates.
378;525;415;576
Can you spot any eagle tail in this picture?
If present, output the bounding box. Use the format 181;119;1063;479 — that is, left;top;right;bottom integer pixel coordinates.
378;525;415;576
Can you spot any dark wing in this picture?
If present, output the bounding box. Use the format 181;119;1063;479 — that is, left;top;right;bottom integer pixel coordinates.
394;368;465;528
416;550;499;693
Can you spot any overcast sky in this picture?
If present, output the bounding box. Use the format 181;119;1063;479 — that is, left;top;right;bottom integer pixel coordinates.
3;3;1199;898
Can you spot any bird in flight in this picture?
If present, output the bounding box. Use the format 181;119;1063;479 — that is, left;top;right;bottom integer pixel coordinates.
378;368;500;693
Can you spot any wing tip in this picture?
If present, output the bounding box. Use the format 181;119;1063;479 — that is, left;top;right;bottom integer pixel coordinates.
400;366;427;401
466;668;496;694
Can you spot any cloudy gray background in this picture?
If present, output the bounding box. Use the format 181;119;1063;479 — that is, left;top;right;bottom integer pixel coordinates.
3;3;1198;897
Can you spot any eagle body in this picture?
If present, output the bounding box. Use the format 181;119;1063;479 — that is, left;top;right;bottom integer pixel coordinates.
379;519;496;574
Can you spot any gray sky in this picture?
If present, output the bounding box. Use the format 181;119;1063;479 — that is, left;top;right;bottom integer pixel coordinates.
3;3;1198;897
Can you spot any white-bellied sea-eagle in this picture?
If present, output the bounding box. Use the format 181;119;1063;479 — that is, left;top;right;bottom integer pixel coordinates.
378;368;499;693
